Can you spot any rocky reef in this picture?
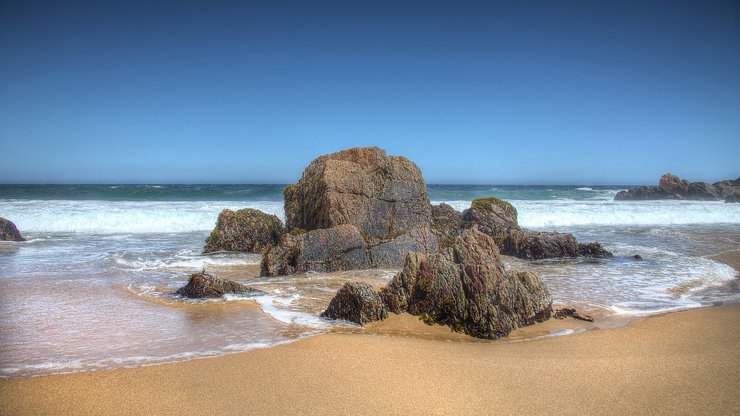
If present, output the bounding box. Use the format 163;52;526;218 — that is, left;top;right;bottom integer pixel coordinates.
261;147;439;276
614;173;739;202
204;208;284;254
433;197;612;260
175;271;265;298
321;228;553;338
0;218;26;242
262;147;610;275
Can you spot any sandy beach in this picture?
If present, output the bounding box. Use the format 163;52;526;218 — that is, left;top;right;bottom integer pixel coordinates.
1;301;738;415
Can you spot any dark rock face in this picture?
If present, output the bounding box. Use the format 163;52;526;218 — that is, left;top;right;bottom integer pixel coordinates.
175;271;265;298
283;147;432;238
0;218;26;242
262;147;439;276
379;228;553;339
615;173;739;202
204;208;284;254
261;224;370;276
725;192;740;203
321;282;388;325
458;198;611;260
431;203;463;238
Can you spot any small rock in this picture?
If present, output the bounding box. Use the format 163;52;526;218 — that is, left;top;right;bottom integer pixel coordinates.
554;307;594;322
0;218;26;242
321;282;388;325
175;271;264;298
633;254;643;260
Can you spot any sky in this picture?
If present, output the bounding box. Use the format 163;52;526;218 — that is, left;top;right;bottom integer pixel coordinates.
0;0;738;185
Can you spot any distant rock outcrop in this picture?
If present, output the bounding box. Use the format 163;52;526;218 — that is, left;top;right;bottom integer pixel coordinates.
204;208;284;254
0;218;26;242
320;282;388;325
379;228;553;339
261;147;439;276
175;271;265;298
615;173;739;202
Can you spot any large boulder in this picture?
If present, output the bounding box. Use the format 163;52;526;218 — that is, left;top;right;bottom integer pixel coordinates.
320;282;388;325
175;271;265;298
262;147;439;275
283;147;432;238
204;208;284;254
0;218;26;242
616;173;738;202
379;228;553;339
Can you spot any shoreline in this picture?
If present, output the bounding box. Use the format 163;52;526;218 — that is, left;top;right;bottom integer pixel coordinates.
1;304;738;415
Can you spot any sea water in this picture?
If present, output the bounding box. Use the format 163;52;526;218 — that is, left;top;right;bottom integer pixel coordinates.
1;184;738;378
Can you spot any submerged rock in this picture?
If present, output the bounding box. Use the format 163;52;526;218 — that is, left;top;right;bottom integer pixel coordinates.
554;307;594;322
577;242;614;258
379;228;553;339
0;218;26;242
321;282;388;325
175;271;264;298
615;173;739;202
204;208;284;254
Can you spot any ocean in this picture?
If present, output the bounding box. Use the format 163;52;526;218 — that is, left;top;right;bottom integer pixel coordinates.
1;184;738;378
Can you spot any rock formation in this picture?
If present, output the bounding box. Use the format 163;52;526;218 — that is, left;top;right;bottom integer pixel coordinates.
320;282;388;325
175;271;265;298
0;218;26;242
261;147;439;276
615;173;739;202
379;228;553;339
436;197;612;260
204;208;284;254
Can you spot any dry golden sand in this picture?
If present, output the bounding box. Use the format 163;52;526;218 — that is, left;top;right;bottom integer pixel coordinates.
1;304;738;416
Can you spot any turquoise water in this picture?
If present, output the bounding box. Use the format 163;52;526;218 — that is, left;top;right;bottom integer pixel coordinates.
0;184;625;202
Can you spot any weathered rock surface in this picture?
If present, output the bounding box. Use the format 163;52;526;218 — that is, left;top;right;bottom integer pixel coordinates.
204;208;284;254
321;282;388;325
283;146;432;237
458;197;611;259
379;228;553;339
262;147;439;275
175;271;265;298
431;203;463;238
261;224;371;276
0;218;26;242
615;173;739;202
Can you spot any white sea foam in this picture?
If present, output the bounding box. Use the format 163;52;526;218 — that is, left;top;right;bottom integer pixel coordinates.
433;199;740;227
0;200;285;234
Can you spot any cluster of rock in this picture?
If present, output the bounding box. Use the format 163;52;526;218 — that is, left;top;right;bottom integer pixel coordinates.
0;218;26;242
192;147;610;339
615;173;739;202
323;228;553;339
432;197;611;260
175;271;265;298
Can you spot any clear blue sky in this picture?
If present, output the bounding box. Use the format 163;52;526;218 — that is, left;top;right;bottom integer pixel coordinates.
1;0;738;185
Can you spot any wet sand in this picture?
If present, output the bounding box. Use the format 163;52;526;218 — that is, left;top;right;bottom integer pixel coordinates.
1;304;738;415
